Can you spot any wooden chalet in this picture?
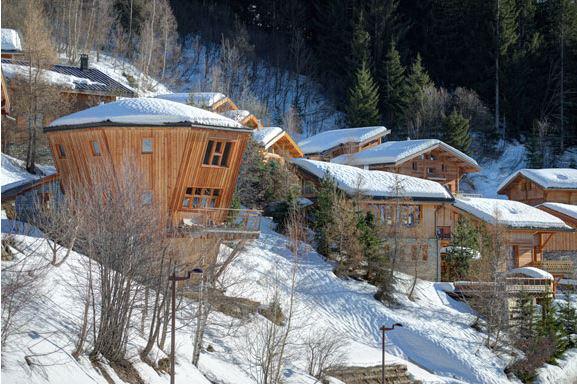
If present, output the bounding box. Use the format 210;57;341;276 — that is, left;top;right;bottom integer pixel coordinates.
1;28;23;59
253;127;303;160
497;168;577;206
535;203;577;276
221;109;261;129
43;98;260;265
298;126;390;161
332;139;480;194
438;196;574;274
291;158;454;281
1;72;10;116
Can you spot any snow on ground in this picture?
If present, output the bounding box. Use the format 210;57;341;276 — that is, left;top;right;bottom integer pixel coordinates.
298;126;390;155
332;139;479;168
535;348;577;384
1;212;517;384
291;158;453;200
463;141;527;198
1;153;56;194
454;196;572;230
1;28;22;52
498;168;577;192
47;98;244;129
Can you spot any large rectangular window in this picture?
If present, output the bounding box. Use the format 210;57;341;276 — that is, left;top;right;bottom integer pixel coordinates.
369;204;422;227
203;140;233;167
182;187;221;209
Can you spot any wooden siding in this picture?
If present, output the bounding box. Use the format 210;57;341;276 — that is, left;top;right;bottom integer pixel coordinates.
537;206;577;252
368;147;476;194
46;126;249;226
500;174;577;205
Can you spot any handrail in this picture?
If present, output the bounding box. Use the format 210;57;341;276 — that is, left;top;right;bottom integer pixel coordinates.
178;207;261;234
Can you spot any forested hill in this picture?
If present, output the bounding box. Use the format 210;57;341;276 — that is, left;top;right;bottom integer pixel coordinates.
170;0;577;164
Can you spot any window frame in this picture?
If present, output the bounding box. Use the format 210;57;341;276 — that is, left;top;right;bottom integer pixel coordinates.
91;140;102;156
142;138;153;154
202;139;235;168
181;187;222;210
142;191;153;205
57;144;66;159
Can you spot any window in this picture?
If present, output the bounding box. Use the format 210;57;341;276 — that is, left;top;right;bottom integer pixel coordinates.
142;138;153;153
203;140;233;167
370;204;421;227
142;191;153;205
401;205;421;227
91;141;101;156
412;162;418;171
57;144;66;159
427;167;436;175
182;187;221;209
441;163;446;172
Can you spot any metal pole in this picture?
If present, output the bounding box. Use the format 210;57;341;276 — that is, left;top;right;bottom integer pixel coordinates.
381;327;385;384
171;267;176;384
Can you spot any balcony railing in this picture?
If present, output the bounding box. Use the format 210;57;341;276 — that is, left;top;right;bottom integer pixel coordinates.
531;260;574;278
454;277;554;296
175;208;261;239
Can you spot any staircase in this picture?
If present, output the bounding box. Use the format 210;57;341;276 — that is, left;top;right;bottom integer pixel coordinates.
325;364;420;384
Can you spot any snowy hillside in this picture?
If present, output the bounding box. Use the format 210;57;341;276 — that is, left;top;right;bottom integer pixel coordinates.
2;212;521;384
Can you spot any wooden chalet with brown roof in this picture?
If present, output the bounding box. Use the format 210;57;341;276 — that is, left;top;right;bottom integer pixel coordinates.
253;127;303;160
298;126;390;161
43;98;260;265
497;168;577;206
332;139;480;194
536;202;577;264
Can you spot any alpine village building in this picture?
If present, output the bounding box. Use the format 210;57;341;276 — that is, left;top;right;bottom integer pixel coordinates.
42;98;260;267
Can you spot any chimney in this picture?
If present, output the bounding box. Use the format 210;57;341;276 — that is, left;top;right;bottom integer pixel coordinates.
80;54;89;71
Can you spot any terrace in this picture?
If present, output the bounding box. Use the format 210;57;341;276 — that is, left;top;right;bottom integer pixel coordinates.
174;208;261;240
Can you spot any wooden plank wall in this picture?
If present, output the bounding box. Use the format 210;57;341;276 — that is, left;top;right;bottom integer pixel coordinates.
47;126;249;224
501;175;577;205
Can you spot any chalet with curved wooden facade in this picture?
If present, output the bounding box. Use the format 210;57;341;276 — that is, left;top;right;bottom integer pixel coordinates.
44;98;260;243
332;139;480;194
497;168;577;206
298;126;390;161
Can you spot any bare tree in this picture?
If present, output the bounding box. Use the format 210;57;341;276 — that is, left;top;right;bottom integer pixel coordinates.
303;328;347;380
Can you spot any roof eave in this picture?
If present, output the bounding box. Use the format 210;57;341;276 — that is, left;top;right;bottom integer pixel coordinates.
44;121;253;133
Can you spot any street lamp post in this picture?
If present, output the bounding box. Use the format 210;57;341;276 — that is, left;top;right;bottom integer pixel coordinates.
380;323;402;384
170;266;203;384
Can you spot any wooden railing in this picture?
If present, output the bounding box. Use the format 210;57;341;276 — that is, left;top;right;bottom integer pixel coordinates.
454;277;554;296
178;208;261;237
531;260;574;278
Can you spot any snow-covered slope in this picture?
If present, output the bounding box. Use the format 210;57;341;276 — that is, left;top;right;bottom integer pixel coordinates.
2;213;518;384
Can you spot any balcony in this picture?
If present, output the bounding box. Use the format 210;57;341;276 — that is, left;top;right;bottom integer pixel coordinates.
174;208;261;240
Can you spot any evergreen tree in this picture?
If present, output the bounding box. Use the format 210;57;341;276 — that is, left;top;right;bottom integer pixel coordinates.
443;217;477;281
313;175;337;257
443;109;472;153
345;61;381;127
380;40;409;127
527;125;543;168
537;297;563;358
357;211;386;281
350;10;371;76
556;301;577;351
407;53;433;97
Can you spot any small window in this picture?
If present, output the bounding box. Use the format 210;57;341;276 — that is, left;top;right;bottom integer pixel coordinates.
91;141;101;156
203;140;234;167
412;162;418;171
57;144;66;159
142;138;153;154
142;191;153;205
441;163;446;172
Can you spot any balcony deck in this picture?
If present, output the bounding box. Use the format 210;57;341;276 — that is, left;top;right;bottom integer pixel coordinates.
172;208;261;240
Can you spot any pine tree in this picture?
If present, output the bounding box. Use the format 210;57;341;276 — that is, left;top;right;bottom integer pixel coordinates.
526;125;543;168
357;211;386;281
443;109;472;153
350;10;371;76
380;40;409;128
443;217;477;281
407;53;433;98
313;175;337;257
556;301;577;351
345;61;381;127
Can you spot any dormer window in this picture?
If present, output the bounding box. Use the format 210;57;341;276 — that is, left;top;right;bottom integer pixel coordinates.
142;138;153;154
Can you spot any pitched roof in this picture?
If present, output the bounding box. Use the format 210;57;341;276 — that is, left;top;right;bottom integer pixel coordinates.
291;158;453;201
498;168;577;192
253;127;285;148
1;59;135;97
453;196;572;231
298;126;390;155
221;109;251;123
332;139;479;169
46;98;246;130
1;29;22;52
537;202;577;222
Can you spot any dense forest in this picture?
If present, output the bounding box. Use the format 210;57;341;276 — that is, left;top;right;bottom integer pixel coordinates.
169;0;577;162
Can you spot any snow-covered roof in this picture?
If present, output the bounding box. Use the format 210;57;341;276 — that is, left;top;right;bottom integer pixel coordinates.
453;196;572;231
538;202;577;221
332;139;479;168
440;247;481;260
509;267;554;280
47;98;245;129
221;109;251;123
298;126;390;154
2;62;106;90
154;92;227;108
1;153;56;194
253;127;284;148
291;158;453;200
1;29;22;52
498;168;577;192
